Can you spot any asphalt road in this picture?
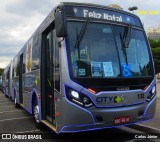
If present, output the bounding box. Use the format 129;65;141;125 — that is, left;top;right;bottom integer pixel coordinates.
0;91;159;142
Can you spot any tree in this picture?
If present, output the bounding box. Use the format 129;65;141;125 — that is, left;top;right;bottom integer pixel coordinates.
149;39;159;48
149;38;160;74
158;38;160;46
0;68;4;76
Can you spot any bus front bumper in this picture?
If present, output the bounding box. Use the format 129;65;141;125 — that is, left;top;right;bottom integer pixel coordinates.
60;96;156;133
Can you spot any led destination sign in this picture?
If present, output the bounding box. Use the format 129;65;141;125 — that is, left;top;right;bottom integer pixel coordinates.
65;6;142;26
83;9;122;22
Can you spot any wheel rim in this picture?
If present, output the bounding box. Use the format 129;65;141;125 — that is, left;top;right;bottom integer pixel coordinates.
34;105;40;123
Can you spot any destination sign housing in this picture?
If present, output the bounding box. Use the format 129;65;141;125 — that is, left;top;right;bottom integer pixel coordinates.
65;6;142;27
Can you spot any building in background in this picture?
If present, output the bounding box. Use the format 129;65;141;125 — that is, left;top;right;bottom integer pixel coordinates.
146;24;160;40
108;4;123;10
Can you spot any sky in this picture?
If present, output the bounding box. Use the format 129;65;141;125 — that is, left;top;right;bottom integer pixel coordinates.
0;0;159;68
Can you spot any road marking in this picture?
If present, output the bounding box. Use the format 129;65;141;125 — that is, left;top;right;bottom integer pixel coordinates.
0;102;13;104
0;102;12;104
0;105;14;107
0;117;32;122
0;110;23;114
0;98;9;100
0;100;10;102
16;129;40;133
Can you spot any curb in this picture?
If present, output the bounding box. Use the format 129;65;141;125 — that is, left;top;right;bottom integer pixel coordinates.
128;124;160;136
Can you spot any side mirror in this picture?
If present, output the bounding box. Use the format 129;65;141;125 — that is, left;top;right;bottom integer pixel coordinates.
55;12;67;37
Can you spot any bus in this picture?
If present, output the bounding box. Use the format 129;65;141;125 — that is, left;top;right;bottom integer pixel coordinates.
3;62;12;97
0;75;2;91
5;2;156;133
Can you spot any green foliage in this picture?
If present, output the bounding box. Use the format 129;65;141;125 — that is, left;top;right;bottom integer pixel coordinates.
158;39;160;46
149;39;160;48
149;38;160;74
0;68;4;76
152;47;160;55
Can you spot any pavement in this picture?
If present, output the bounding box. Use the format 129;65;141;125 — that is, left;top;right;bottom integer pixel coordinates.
132;79;160;134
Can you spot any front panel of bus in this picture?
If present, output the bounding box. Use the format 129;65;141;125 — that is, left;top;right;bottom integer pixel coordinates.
56;4;156;133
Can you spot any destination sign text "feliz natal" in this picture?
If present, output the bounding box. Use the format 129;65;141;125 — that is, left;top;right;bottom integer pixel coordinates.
83;9;122;22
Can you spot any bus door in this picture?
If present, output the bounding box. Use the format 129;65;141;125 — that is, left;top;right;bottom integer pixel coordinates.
44;29;56;125
19;54;23;104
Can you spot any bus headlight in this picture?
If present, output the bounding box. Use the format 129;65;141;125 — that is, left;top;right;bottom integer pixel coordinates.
66;86;94;108
70;90;79;99
147;86;156;102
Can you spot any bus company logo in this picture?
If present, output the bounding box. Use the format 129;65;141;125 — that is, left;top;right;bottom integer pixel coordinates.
96;95;127;104
114;95;127;103
114;96;121;103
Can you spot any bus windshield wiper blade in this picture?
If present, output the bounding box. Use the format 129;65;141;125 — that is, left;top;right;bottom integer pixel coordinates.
121;24;132;48
120;33;128;65
75;17;90;48
120;24;132;65
124;24;132;48
121;46;128;65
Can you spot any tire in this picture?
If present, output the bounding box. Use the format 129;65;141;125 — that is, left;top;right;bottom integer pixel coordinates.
33;100;43;129
14;96;19;108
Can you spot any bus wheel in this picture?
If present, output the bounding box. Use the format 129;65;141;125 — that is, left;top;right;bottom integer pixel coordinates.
33;101;43;129
14;96;19;108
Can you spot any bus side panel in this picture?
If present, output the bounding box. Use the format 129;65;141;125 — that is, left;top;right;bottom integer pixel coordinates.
14;76;20;103
10;62;13;99
23;70;40;112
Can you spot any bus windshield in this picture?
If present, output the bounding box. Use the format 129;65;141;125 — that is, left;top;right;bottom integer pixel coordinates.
67;21;152;78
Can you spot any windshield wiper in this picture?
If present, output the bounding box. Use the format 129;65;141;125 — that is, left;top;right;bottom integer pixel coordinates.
120;24;132;65
75;17;90;48
120;24;132;48
121;43;129;65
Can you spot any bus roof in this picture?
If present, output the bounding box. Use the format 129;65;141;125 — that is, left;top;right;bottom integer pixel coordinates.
57;2;142;27
60;2;139;18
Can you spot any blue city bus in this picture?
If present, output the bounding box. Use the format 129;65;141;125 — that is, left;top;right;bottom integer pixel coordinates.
4;2;156;133
3;62;12;97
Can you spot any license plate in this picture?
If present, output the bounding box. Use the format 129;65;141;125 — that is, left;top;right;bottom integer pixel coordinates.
114;116;130;124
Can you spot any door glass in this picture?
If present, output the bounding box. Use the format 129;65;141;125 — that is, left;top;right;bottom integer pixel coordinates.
45;31;55;124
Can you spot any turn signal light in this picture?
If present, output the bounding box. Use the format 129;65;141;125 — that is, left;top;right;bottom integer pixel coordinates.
143;86;148;90
88;88;96;94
